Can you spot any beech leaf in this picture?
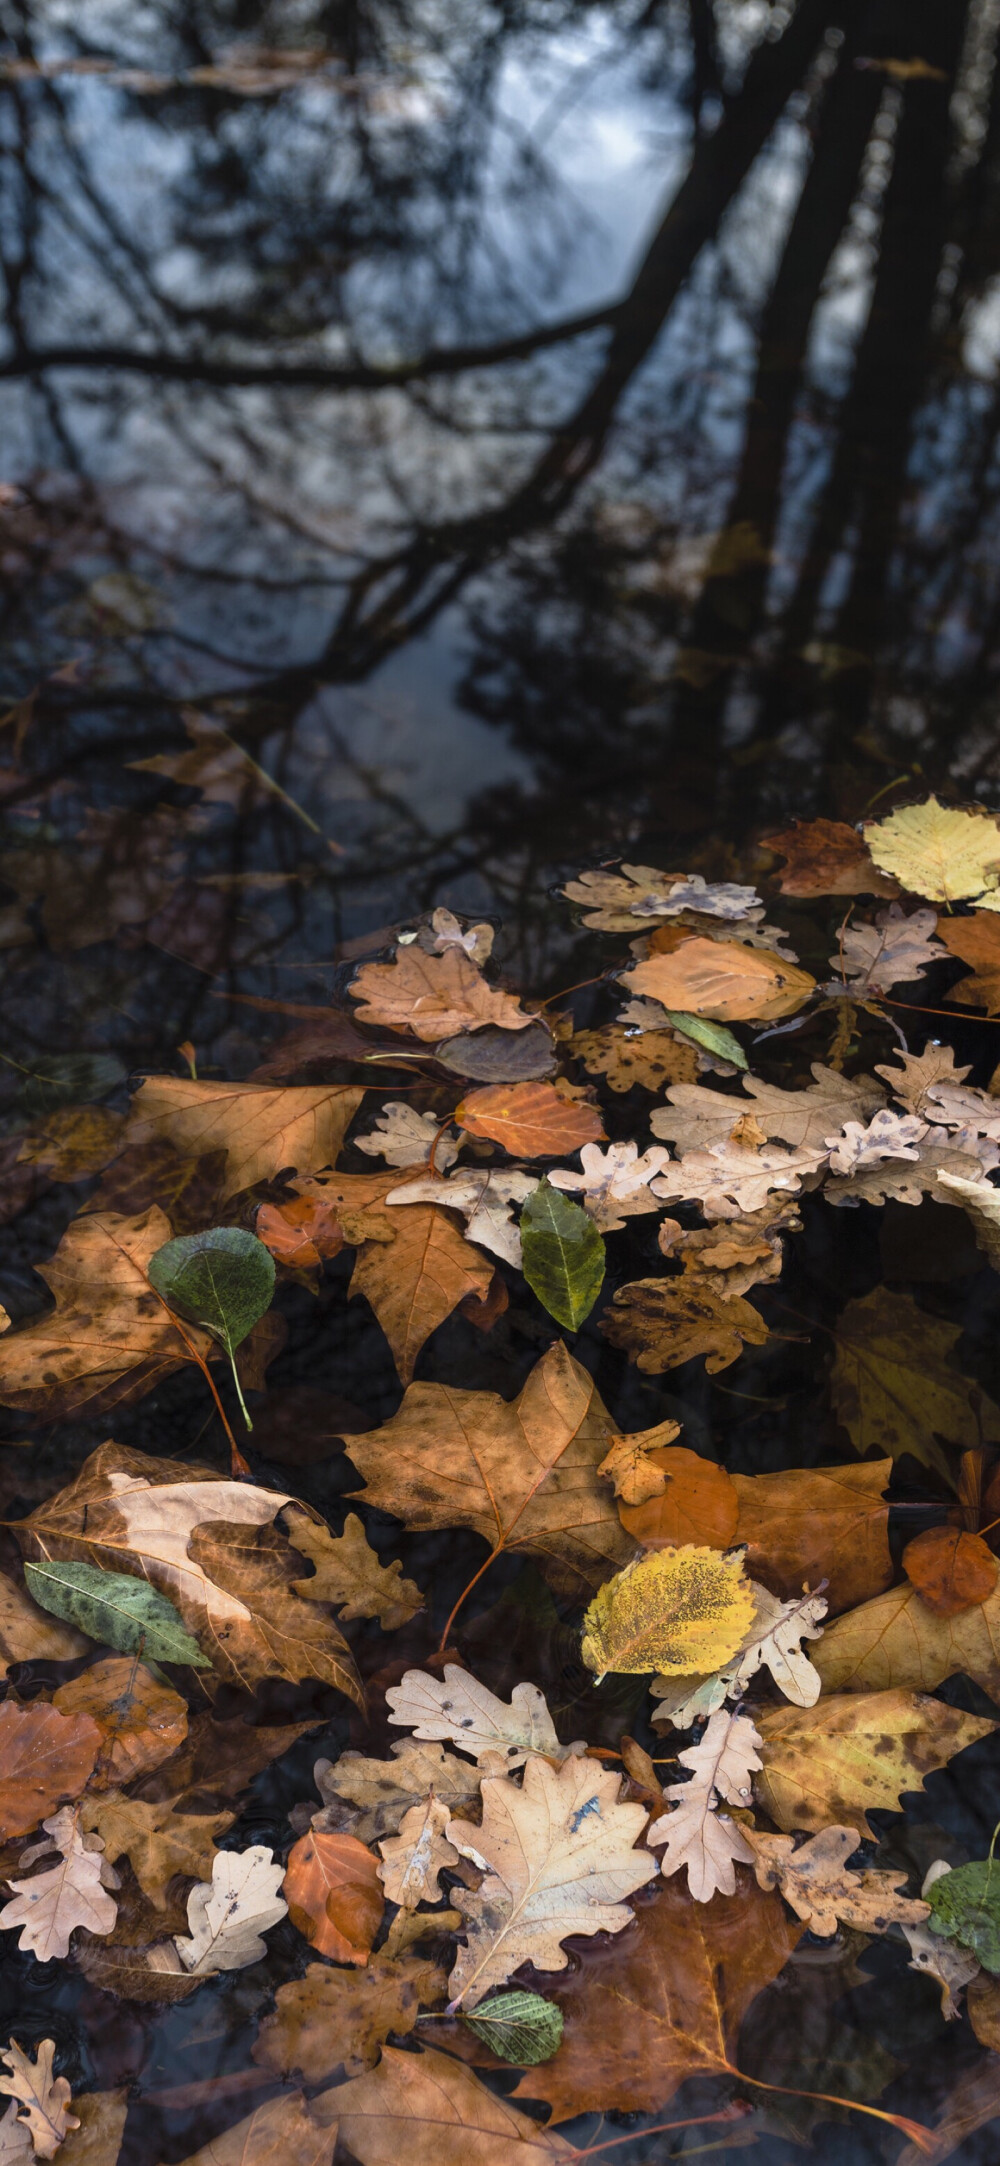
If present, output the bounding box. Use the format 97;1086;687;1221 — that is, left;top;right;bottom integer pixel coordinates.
0;1703;101;1841
455;1081;605;1159
864;795;1000;905
283;1829;383;1963
520;1181;605;1330
580;1545;755;1681
461;1991;564;2066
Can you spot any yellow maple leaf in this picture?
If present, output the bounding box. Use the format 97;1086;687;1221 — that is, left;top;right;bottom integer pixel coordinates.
865;796;1000;906
580;1545;754;1681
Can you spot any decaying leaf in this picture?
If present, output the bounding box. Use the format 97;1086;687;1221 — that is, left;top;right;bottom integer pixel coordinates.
254;1192;345;1269
562;865;761;930
384;1169;537;1269
651;1135;828;1218
0;1806;118;1961
546;1141;669;1231
824;1109;927;1175
0;1572;89;1674
311;1742;482;1845
903;1919;980;2018
175;1845;287;1974
80;1791;235;1909
814;1575;1000;1698
580;1545;755;1680
646;1708;761;1900
732;1458;892;1617
651;1583;827;1726
830;906;945;995
596;1419;680;1505
612;1437;740;1548
746;1824;929;1936
126;1077;366;1198
284;1507;424;1631
283;1829;383;1964
865;796;1000;906
764;819;898;897
650;1064;884;1154
165;2091;336;2166
350;946;534;1041
831;1286;1000;1483
939;910;1000;1013
0;2042;78;2160
52;1658;188;1788
386;1667;576;1769
454;1081;605;1159
571;1023;699;1094
446;1755;655;2007
350;1194;494;1385
902;1526;999;1616
623;939;815;1023
0;1703;101;1841
378;1796;459;1908
253;1954;445;2083
23;1559;209;1669
926;1856;1000;1972
601;1273;769;1373
936;1166;1000;1267
753;1690;995;1837
356;1103;458;1171
312;2044;575;2163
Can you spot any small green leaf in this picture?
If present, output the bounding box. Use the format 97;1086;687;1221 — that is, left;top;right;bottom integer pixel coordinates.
461;1990;564;2065
928;1861;1000;1973
24;1559;210;1669
148;1226;275;1431
662;1011;748;1071
520;1180;604;1332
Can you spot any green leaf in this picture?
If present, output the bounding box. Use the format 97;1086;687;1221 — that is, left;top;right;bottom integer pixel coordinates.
11;1052;126;1117
661;1011;748;1071
928;1861;1000;1973
461;1990;564;2065
148;1226;276;1431
24;1559;210;1669
520;1180;604;1332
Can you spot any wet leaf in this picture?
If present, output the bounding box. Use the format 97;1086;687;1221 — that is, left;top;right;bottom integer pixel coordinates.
547;1140;669;1232
350;1193;494;1383
563;866;761;929
0;1572;89;1671
462;1992;564;2066
14;1106;124;1184
284;1507;424;1630
580;1545;755;1680
731;1459;892;1617
753;1690;995;1837
746;1824;929;1936
601;1272;769;1372
519;1181;605;1330
80;1792;234;1909
902;1526;998;1615
253;1954;445;2082
903;1920;979;2018
815;1573;1000;1697
312;2044;574;2162
646;1708;761;1900
350;946;533;1041
0;1703;101;1839
764;818;899;897
384;1169;537;1269
166;2091;336;2166
356;1102;458;1170
623;938;815;1023
939;909;1000;1013
967;1969;1000;2047
282;1829;383;1964
378;1795;459;1907
0;2041;77;2159
652;1584;827;1726
613;1437;740;1547
571;1023;699;1093
53;1658;187;1788
831;906;945;995
312;1741;482;1845
650;1063;884;1153
23;1560;209;1668
386;1666;574;1768
434;1020;556;1081
651;1135;828;1217
455;1081;605;1159
175;1844;287;1974
927;1857;1000;1971
893;2058;1000;2166
831;1286;1000;1483
865;795;1000;905
147;1226;274;1354
126;1077;366;1198
254;1193;345;1268
0;1807;117;1962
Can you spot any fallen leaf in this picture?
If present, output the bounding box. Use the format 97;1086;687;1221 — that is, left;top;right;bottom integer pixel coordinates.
562;865;761;929
646;1708;760;1900
652;1583;827;1727
0;1572;89;1672
753;1690;995;1836
546;1140;669;1231
356;1103;459;1171
58;2089;127;2166
623;938;815;1023
865;796;1000;906
312;2043;574;2161
461;1990;564;2066
832;1286;1000;1483
80;1791;235;1908
903;1919;980;2018
14;1106;124;1184
125;1077;366;1198
571;1023;699;1093
254;1193;345;1268
511;1876;800;2120
601;1273;769;1372
826;1141;989;1209
52;1658;187;1787
935;1168;1000;1267
284;1507;424;1630
614;1439;740;1547
175;1844;287;1974
939;910;1000;1013
731;1459;892;1616
253;1954;444;2082
350;947;533;1041
446;1754;655;2006
424;907;494;964
384;1169;537;1270
312;1741;482;1845
283;1829;383;1963
0;1703;101;1840
435;1022;556;1082
23;1559;209;1669
580;1545;755;1680
454;1081;604;1158
926;1856;1000;1971
893;2058;1000;2166
902;1527;999;1615
651;1135;828;1218
763;819;898;897
82;1137;228;1236
131;712;281;808
876;1044;974;1112
968;1969;1000;2047
164;2090;336;2166
662;1211;788;1296
596;1417;679;1505
186;1518;367;1706
0;1806;117;1961
746;1824;929;1936
519;1181;605;1330
344;1340;634;1598
650;1064;884;1154
386;1666;577;1768
814;1575;1000;1697
0;2042;77;2159
378;1795;459;1907
0;1208;211;1421
350;1196;493;1385
829;906;945;995
825;1108;927;1174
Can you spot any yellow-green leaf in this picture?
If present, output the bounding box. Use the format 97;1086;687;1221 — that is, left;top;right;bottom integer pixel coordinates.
580;1545;754;1682
865;796;1000;906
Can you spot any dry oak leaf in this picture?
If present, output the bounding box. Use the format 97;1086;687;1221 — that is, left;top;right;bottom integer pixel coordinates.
601;1273;769;1374
52;1659;187;1790
125;1076;366;1199
349;1194;494;1386
0;1806;117;1962
165;2091;336;2166
0;2042;77;2160
562;864;761;930
80;1791;233;1909
312;1742;482;1845
651;1136;827;1219
763;818;899;897
386;1667;577;1769
597;1419;679;1506
831;1285;1000;1485
830;906;945;996
731;1458;892;1618
571;1023;699;1094
646;1708;761;1901
356;1102;459;1171
175;1844;287;1975
612;1437;739;1548
580;1545;754;1681
284;1506;423;1631
446;1754;655;2007
876;1043;974;1113
935;1168;1000;1268
623;938;815;1023
0;1572;88;1674
661;1213;787;1298
383;1169;537;1271
753;1690;995;1837
745;1824;930;1937
650;1583;827;1727
378;1796;460;1909
254;1194;345;1269
454;1081;605;1159
865;795;1000;906
0;1702;101;1841
253;1954;446;2083
547;1141;669;1231
283;1829;383;1964
512;1874;800;2121
350;945;534;1042
345;1339;634;1598
0;1208;212;1422
650;1063;884;1154
312;2043;574;2164
902;1527;999;1616
824;1109;927;1176
813;1575;1000;1699
939;910;1000;1014
17;1441;363;1708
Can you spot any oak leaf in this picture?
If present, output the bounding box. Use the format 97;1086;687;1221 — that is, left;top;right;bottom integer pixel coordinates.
580;1545;755;1680
826;1142;989;1209
253;1955;445;2083
825;1109;926;1174
454;1081;604;1158
596;1418;679;1505
356;1103;458;1171
386;1667;577;1769
175;1845;287;1974
546;1141;669;1231
745;1824;929;1936
125;1076;366;1198
165;2091;336;2166
311;1742;482;1845
284;1830;383;1963
0;1807;117;1961
562;865;760;929
623;938;814;1022
939;910;1000;1013
764;818;898;897
936;1167;1000;1268
284;1506;423;1631
349;1196;493;1385
0;1572;88;1674
650;1063;884;1154
605;1432;739;1551
813;1576;1000;1699
378;1796;460;1908
350;946;534;1041
865;795;1000;905
446;1755;655;2007
344;1340;634;1597
80;1791;233;1910
570;1023;699;1094
646;1709;761;1900
753;1690;995;1837
0;1703;101;1840
509;1877;800;2121
601;1273;769;1373
902;1527;998;1616
312;2043;574;2163
875;1043;974;1113
52;1659;187;1789
829;906;944;995
731;1458;892;1616
651;1583;827;1726
384;1169;537;1269
660;1211;788;1297
831;1286;1000;1484
651;1136;828;1218
0;2042;77;2160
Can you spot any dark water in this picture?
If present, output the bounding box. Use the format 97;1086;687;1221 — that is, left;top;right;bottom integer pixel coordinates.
3;1;1000;2160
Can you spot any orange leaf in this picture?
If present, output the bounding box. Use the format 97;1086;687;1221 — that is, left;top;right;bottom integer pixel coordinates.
938;912;1000;1015
0;1701;102;1839
455;1082;605;1158
256;1195;345;1269
763;819;899;898
53;1657;188;1788
902;1526;999;1616
622;939;815;1023
616;1443;740;1550
283;1830;384;1965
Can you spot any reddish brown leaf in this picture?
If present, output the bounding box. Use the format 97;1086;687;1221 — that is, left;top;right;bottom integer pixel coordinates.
939;911;1000;1015
0;1702;102;1839
616;1442;740;1549
455;1081;605;1158
283;1830;384;1964
731;1460;893;1617
350;946;533;1042
763;819;899;897
902;1526;999;1616
622;939;815;1023
52;1659;188;1788
255;1194;345;1269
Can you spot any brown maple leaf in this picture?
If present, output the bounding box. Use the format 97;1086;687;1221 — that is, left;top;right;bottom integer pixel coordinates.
125;1077;366;1198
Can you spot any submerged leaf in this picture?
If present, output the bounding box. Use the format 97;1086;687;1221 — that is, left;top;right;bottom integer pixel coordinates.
24;1559;210;1668
148;1227;275;1427
519;1182;605;1330
462;1991;564;2066
580;1546;754;1680
902;1526;998;1616
927;1858;1000;1972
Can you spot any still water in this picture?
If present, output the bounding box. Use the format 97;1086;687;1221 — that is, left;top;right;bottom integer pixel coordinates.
3;2;1000;2161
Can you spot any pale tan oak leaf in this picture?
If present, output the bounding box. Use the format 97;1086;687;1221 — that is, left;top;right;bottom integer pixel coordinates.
174;1844;287;1975
0;1808;117;1963
745;1824;930;1937
0;2042;78;2160
377;1797;460;1909
646;1708;761;1902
